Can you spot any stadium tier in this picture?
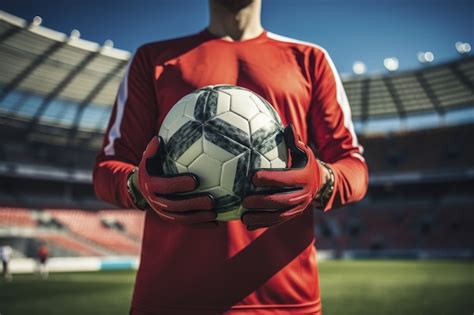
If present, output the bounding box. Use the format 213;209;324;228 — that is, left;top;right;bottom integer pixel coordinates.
1;205;472;257
1;10;473;148
0;10;473;259
360;123;474;173
0;207;144;257
46;209;141;255
313;203;474;253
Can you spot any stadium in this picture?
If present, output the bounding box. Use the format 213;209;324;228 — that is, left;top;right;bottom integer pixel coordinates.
0;7;473;315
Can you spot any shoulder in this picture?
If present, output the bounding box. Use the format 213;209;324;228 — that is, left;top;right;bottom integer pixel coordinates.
266;32;329;57
135;33;205;62
266;32;340;77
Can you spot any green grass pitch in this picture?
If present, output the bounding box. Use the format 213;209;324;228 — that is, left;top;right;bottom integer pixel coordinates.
1;260;472;314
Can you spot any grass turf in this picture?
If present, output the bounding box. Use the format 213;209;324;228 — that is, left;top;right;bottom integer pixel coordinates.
0;260;472;315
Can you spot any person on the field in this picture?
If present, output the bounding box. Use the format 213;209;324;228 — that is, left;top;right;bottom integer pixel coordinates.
94;0;368;313
37;242;49;279
0;244;13;281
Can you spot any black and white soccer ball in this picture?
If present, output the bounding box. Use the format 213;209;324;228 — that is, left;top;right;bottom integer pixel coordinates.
158;85;287;221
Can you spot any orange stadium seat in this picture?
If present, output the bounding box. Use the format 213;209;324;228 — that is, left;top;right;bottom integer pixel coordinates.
46;209;141;255
0;207;35;227
37;233;105;257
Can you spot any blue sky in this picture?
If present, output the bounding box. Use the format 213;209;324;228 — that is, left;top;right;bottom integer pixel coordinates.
2;0;473;75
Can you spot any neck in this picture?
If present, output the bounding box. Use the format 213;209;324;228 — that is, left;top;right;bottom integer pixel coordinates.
208;0;263;41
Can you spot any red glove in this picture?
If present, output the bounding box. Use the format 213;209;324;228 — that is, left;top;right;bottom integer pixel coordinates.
242;125;323;230
135;136;217;227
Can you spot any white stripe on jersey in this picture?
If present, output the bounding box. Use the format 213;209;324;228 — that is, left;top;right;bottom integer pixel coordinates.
104;60;132;156
266;32;365;160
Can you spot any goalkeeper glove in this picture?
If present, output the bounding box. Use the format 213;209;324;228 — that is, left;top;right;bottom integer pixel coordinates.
241;125;324;231
130;136;217;227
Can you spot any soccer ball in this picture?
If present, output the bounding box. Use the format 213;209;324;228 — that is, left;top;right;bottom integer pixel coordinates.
158;85;287;221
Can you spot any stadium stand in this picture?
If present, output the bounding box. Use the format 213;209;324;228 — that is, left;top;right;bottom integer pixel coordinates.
0;10;473;259
360;123;474;173
37;232;105;257
314;203;474;252
46;210;141;255
0;207;35;226
100;210;145;241
0;207;143;256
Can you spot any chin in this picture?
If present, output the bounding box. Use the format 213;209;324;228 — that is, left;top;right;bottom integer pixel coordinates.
215;0;255;12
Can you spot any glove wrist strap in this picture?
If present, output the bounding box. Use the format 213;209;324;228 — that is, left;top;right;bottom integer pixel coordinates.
315;160;335;210
127;168;150;211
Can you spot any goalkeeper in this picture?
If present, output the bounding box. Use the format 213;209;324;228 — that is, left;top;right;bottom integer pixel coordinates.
94;0;368;314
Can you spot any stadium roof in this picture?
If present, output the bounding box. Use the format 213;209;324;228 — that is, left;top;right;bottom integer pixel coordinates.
1;10;473;137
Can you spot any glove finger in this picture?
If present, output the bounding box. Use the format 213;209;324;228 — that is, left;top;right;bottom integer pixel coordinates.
241;210;288;228
284;124;309;168
142;136;160;160
251;168;307;188
159;209;217;224
144;173;198;195
242;190;308;210
280;203;308;218
148;193;214;212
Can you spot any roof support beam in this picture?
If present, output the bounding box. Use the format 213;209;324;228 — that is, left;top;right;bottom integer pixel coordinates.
414;71;444;115
67;59;128;146
25;50;100;137
0;25;22;43
382;77;406;118
360;78;370;122
450;62;474;94
0;41;65;102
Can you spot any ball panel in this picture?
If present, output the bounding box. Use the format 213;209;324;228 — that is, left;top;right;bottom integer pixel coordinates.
270;158;286;168
203;138;236;162
193;90;209;122
232;150;251;195
166;115;194;141
203;90;218;121
221;154;240;192
249;112;277;135
259;154;271;168
175;161;188;173
214;111;250;135
220;87;250;98
230;93;260;120
261;136;287;164
188;153;222;189
176;137;203;166
158;126;170;143
215;91;231;115
253;93;283;125
262;145;279;161
162;156;178;175
276;140;288;163
249;151;261;171
206;118;251;148
183;93;200;120
161;98;186;130
166;120;203;161
204;128;248;156
249;94;276;121
254;130;285;155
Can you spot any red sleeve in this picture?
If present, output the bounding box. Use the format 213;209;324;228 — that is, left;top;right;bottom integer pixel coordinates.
93;45;157;208
308;48;369;211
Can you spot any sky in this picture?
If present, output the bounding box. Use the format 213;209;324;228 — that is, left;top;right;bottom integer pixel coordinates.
1;0;473;75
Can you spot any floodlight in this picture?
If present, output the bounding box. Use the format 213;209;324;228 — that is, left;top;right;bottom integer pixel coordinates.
383;57;399;71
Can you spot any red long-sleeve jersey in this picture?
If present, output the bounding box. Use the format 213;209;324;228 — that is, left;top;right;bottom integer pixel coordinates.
94;29;368;314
